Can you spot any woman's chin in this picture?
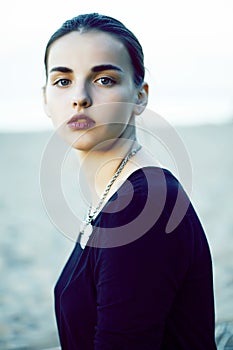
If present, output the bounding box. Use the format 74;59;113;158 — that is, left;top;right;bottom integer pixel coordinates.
54;125;130;153
70;139;118;153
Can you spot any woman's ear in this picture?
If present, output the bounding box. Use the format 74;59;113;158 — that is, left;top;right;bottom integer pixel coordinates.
134;82;149;115
42;86;51;118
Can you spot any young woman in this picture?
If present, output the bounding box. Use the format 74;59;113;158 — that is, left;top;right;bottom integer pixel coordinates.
43;13;217;349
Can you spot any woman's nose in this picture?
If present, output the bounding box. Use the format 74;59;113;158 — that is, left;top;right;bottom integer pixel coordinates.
72;86;92;110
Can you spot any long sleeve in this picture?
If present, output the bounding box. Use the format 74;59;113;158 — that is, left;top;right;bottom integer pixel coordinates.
92;168;216;349
94;230;187;349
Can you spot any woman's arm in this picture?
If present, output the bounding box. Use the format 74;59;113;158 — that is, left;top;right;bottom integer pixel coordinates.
91;169;216;350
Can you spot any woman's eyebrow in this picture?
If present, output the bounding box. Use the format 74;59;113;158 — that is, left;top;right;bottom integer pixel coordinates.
49;64;123;74
91;64;123;73
49;66;73;74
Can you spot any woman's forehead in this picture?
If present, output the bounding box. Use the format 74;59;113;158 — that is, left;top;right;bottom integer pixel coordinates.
47;30;131;70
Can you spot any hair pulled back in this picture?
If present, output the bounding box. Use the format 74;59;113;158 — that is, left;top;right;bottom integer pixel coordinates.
44;13;145;87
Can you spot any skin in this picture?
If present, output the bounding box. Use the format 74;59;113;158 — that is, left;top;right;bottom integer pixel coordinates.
44;30;148;148
43;30;152;206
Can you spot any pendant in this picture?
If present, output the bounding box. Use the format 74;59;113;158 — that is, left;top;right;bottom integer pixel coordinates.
79;223;93;249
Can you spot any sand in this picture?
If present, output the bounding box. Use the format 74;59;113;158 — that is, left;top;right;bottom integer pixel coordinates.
0;123;233;349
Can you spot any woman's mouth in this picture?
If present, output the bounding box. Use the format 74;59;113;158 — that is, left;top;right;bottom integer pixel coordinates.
67;114;96;130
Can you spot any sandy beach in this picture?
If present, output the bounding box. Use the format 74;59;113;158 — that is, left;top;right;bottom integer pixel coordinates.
0;123;233;349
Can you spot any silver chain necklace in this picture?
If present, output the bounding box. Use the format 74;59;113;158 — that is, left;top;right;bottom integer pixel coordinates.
79;144;142;244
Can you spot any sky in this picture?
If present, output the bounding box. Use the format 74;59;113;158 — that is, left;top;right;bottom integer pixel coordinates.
0;0;233;131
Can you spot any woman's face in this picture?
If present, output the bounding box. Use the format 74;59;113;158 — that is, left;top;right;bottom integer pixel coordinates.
44;30;148;151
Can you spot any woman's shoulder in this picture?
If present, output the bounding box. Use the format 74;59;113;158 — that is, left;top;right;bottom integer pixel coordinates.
124;166;192;224
91;166;194;248
119;166;183;201
103;166;190;225
125;165;179;187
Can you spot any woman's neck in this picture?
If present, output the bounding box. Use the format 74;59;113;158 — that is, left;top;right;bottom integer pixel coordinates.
78;138;139;208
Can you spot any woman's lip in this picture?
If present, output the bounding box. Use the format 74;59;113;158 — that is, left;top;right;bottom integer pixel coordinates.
67;114;96;130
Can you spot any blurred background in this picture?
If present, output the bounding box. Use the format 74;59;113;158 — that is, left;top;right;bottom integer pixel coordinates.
0;0;233;349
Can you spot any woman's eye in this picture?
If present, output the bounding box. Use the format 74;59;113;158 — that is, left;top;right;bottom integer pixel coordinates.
96;77;116;86
54;79;71;87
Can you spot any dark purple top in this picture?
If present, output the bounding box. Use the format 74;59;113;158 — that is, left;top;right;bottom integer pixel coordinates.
54;167;217;349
